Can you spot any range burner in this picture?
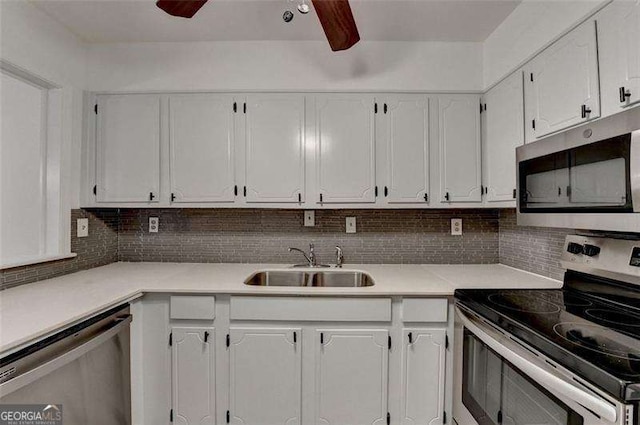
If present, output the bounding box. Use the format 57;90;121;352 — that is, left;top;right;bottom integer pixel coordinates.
487;292;561;314
554;322;640;362
586;309;640;328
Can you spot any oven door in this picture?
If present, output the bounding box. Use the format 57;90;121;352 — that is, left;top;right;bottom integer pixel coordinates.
453;305;631;425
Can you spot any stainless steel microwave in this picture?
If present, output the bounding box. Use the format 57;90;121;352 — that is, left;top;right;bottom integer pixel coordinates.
516;107;640;233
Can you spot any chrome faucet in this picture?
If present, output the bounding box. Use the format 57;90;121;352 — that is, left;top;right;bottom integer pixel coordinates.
288;243;317;267
335;246;344;268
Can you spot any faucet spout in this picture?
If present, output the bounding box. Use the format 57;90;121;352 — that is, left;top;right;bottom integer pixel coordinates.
288;247;313;266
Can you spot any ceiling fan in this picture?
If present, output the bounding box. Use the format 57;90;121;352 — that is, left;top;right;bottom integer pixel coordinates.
155;0;360;51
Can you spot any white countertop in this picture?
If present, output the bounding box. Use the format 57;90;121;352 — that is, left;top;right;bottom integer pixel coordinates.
0;262;560;355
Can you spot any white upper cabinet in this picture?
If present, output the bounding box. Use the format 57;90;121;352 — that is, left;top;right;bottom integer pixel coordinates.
169;94;236;203
438;95;482;203
524;20;600;140
228;327;301;425
597;0;640;117
482;72;524;203
314;329;389;425
400;329;447;425
171;327;215;425
379;95;430;204
315;95;376;204
96;94;161;203
244;95;305;203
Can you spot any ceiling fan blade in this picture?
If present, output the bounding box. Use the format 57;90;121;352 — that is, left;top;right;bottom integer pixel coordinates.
156;0;208;18
311;0;360;51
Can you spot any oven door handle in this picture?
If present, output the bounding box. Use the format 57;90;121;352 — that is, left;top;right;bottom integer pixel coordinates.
456;306;618;423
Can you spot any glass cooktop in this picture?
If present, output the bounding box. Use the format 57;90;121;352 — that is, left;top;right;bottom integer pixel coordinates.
455;271;640;402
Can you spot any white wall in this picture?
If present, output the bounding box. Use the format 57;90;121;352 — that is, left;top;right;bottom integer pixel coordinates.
86;41;483;92
0;1;87;211
482;0;609;88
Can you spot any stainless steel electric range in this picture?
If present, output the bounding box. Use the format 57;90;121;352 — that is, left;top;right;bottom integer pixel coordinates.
453;234;640;425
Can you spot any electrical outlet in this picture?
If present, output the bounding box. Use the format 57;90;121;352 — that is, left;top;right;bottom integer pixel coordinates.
346;217;356;234
304;210;315;227
77;218;89;238
149;217;159;233
451;218;462;236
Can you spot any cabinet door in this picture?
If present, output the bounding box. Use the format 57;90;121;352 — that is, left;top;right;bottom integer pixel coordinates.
316;95;376;203
383;95;430;204
438;95;482;203
401;329;447;425
524;20;600;139
314;329;388;425
597;0;640;117
171;327;215;425
169;94;236;203
245;95;305;203
483;72;524;203
228;327;302;425
96;94;161;203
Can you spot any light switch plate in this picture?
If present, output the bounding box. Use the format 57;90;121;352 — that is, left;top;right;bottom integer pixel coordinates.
304;210;315;227
451;218;462;236
77;218;89;238
346;217;356;234
149;217;159;233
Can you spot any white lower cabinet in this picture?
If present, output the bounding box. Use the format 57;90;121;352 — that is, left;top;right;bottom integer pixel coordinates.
228;327;302;425
171;327;215;425
314;329;389;425
136;297;451;425
400;329;447;425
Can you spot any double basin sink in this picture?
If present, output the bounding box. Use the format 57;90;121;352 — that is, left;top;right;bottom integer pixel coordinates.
245;270;374;287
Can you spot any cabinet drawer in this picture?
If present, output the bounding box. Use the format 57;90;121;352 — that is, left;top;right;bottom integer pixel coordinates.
402;298;448;322
170;296;216;320
230;297;391;322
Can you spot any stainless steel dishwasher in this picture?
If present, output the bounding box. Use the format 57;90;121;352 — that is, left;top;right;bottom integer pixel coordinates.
0;304;132;425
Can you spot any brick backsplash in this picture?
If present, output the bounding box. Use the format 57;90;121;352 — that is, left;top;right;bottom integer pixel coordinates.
1;207;576;289
498;209;573;281
0;209;118;290
118;209;500;264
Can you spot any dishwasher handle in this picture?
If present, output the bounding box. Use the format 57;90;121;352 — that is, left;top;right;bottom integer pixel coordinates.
0;314;132;397
456;306;618;423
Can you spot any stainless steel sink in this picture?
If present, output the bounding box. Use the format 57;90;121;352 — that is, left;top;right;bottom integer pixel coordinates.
244;271;311;287
244;270;374;287
311;271;374;287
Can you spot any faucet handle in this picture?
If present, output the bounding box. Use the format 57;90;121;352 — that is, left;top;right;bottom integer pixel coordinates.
335;246;344;268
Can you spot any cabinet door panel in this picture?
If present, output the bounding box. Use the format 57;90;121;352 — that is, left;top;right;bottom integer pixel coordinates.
229;327;301;425
169;94;235;203
314;329;388;425
96;94;160;203
439;95;482;203
245;95;305;203
525;20;600;138
316;95;376;203
483;72;524;202
171;327;215;425
401;329;446;425
597;0;640;117
385;96;430;204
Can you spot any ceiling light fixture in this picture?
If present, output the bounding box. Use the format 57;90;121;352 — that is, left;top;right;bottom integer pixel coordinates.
283;10;294;22
297;0;310;14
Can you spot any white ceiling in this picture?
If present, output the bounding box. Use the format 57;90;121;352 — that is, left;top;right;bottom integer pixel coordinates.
30;0;521;44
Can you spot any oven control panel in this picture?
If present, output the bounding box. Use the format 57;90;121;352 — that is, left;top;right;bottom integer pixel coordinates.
561;235;640;279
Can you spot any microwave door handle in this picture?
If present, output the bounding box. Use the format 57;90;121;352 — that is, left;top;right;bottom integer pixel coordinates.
0;315;132;397
455;307;618;423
